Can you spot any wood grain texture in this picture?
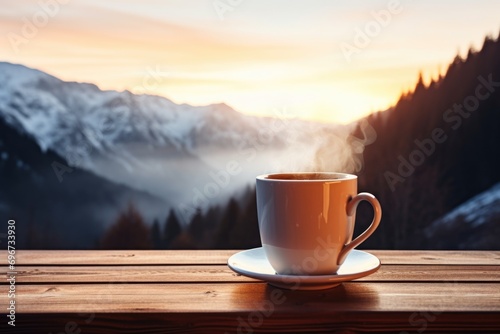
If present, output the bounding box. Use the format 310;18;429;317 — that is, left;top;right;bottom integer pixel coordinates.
1;250;500;265
1;250;499;333
0;250;234;265
373;250;500;265
2;282;500;313
2;265;500;283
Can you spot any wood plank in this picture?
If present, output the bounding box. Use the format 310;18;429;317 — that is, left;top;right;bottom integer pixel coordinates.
0;250;234;265
367;265;500;282
2;282;500;313
2;250;499;333
1;250;500;266
373;250;500;265
2;265;500;284
0;265;249;284
3;312;500;334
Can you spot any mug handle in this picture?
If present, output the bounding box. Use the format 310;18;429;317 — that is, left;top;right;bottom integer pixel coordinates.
337;192;382;265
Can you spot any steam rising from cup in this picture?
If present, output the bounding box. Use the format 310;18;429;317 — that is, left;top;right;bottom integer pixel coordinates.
270;118;377;174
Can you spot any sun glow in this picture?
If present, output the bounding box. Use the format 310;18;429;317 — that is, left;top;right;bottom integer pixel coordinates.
1;0;499;124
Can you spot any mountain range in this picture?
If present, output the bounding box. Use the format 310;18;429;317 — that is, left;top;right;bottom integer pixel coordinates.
0;61;346;221
0;61;351;248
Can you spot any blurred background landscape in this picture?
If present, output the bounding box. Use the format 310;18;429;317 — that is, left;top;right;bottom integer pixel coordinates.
1;1;499;250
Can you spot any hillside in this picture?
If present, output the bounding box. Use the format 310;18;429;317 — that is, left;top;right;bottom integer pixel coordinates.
0;117;166;249
354;34;500;249
425;182;500;249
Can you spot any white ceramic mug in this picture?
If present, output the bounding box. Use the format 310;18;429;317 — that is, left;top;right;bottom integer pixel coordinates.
256;172;381;275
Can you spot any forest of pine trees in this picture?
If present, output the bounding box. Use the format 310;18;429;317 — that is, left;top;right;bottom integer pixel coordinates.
99;187;260;250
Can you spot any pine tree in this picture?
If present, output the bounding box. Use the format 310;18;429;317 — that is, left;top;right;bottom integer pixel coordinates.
164;209;182;249
229;187;260;249
188;208;205;248
214;197;240;249
100;203;152;249
151;219;162;249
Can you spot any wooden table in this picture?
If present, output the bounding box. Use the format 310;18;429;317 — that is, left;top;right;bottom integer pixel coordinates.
1;250;500;333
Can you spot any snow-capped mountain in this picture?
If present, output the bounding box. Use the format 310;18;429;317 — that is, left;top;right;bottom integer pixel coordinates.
426;183;500;249
0;62;260;166
0;62;346;217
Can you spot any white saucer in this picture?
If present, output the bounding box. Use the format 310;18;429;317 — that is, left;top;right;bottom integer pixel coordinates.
228;248;380;290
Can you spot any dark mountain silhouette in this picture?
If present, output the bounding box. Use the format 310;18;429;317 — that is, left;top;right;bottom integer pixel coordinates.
354;33;500;249
0;117;167;249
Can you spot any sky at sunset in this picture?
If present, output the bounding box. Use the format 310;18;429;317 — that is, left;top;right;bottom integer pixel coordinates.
1;0;500;124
